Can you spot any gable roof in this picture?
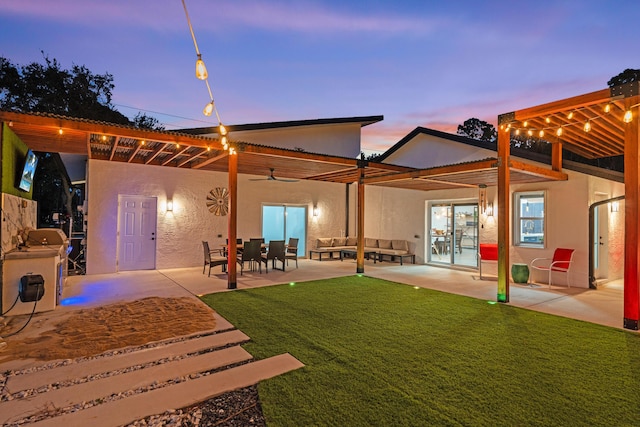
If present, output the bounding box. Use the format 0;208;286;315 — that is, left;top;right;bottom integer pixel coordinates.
377;127;494;162
377;126;623;183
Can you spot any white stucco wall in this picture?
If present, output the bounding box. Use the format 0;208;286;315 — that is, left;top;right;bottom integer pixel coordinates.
86;159;348;274
213;123;363;158
383;133;496;168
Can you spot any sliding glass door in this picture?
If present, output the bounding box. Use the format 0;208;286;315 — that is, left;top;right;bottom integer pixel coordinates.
429;202;478;267
262;205;306;256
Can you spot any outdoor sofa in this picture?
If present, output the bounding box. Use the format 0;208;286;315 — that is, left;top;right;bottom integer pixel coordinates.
309;237;415;265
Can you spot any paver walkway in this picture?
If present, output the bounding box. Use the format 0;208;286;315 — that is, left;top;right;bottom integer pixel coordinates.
1;324;303;426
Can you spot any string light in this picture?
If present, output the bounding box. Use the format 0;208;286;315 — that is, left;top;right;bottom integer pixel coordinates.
538;130;544;137
58;128;63;135
182;0;234;154
583;120;591;132
556;127;563;137
623;110;633;123
604;104;611;113
567;111;574;120
141;140;145;146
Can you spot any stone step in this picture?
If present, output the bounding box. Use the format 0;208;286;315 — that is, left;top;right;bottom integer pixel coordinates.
32;353;304;427
6;329;248;394
1;345;252;425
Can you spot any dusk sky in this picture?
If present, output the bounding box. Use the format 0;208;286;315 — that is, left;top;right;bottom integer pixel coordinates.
1;1;639;154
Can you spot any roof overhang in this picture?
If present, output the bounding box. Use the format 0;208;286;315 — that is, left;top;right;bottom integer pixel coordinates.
0;110;571;190
498;83;640;159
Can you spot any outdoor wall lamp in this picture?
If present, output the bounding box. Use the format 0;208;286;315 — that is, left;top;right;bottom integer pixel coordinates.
167;200;174;212
611;201;619;213
313;206;318;217
486;202;494;217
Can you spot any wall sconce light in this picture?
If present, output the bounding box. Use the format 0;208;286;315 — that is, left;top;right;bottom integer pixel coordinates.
611;201;619;213
313;206;318;217
167;200;173;212
486;202;494;217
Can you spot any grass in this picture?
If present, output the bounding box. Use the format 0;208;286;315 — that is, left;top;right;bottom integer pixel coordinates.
200;276;640;426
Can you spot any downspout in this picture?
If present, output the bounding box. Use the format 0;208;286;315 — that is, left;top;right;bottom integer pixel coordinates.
588;195;625;289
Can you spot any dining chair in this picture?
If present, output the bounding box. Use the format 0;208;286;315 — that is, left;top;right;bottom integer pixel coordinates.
238;240;264;275
285;237;299;268
264;240;286;272
202;241;227;277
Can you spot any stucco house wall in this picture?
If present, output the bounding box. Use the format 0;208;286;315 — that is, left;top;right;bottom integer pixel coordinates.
86;159;348;274
372;128;625;288
229;123;363;158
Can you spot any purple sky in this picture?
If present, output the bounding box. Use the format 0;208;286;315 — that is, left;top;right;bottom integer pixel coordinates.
1;1;639;155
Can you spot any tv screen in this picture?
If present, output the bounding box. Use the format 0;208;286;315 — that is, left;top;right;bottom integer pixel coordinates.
18;150;38;192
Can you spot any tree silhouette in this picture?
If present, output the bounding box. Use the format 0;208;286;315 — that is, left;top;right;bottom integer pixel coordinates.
456;118;497;142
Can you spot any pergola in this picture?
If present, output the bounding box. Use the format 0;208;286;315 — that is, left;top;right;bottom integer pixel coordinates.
495;82;640;330
1;110;571;298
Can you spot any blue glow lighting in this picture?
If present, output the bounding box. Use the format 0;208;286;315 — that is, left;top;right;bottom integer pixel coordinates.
60;295;94;306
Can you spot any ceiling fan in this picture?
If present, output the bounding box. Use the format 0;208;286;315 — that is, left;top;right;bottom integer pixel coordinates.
249;168;298;182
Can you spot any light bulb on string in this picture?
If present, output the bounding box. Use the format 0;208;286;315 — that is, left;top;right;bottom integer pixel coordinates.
604;104;611;113
195;54;208;80
203;101;214;117
527;129;533;137
219;124;227;136
556;127;563;137
567;111;574;120
539;130;544;137
624;110;633;123
584;120;591;132
515;129;520;135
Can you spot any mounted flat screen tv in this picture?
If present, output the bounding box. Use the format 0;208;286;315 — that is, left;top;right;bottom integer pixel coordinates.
18;149;38;192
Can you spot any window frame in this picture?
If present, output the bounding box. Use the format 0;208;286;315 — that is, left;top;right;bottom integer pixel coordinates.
513;190;546;248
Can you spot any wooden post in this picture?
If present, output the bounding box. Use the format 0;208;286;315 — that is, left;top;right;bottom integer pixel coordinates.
551;141;562;172
227;152;238;289
496;119;511;303
623;97;640;330
357;165;365;274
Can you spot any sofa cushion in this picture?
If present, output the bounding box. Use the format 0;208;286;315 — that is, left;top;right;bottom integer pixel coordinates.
365;238;378;248
346;236;357;246
332;237;347;246
316;238;333;248
378;239;392;249
392;240;409;251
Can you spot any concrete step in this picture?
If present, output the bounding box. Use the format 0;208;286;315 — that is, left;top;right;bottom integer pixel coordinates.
31;353;304;427
1;345;252;425
6;329;249;394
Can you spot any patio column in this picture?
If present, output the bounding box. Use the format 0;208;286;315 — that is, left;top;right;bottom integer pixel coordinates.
356;163;365;274
623;96;640;330
496;118;511;303
227;152;238;290
551;142;562;172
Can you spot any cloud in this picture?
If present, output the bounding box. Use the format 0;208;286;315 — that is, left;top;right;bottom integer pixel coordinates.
0;0;438;36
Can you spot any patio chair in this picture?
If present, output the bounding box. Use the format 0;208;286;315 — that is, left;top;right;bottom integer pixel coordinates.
262;240;285;271
285;237;299;268
529;248;575;288
238;240;264;275
477;243;498;280
202;241;227;277
263;240;286;272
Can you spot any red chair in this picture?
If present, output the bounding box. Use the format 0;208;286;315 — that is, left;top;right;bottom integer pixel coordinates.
530;248;575;288
477;243;499;280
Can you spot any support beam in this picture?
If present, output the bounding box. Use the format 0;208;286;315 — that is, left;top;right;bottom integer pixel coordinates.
551;141;563;172
357;166;365;274
227;153;238;290
623;98;640;330
497;125;511;303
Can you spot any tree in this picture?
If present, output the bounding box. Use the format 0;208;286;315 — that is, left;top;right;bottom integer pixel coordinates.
607;68;640;87
456;118;497;142
132;112;165;130
0;54;165;229
0;53;130;124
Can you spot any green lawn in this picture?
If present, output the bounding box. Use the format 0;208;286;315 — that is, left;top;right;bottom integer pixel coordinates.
200;276;640;426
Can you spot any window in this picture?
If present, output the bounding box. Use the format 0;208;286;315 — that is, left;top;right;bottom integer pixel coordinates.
514;191;545;247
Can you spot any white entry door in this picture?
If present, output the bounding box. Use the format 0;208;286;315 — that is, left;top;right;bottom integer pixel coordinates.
117;195;157;271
